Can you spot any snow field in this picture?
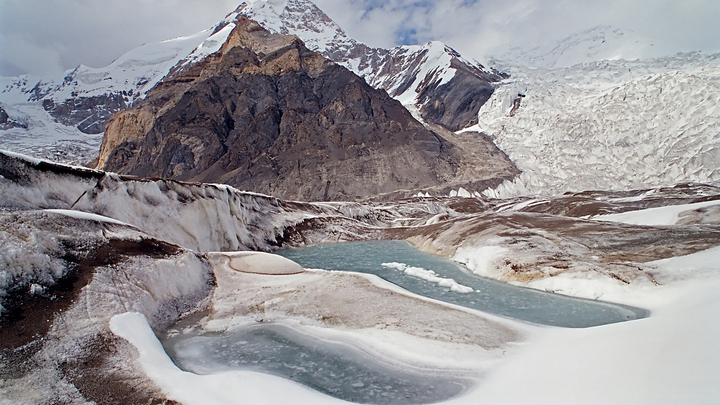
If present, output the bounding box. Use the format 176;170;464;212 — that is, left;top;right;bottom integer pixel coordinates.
592;199;720;225
473;248;720;405
0;104;102;165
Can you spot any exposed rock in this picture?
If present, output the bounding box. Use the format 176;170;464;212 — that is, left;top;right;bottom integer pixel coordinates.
417;59;497;131
97;17;516;201
236;0;507;131
0;105;27;130
42;93;127;134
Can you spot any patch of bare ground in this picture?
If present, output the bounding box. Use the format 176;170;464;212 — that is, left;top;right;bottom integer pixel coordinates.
59;332;179;405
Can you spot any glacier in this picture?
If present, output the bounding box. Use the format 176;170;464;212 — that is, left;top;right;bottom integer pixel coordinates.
477;30;720;197
2;150;720;404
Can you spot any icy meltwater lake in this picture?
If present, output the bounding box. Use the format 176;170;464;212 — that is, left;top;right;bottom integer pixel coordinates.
161;241;649;404
162;322;470;404
277;240;648;328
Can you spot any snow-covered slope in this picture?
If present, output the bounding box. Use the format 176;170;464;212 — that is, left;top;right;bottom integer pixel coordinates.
0;11;242;164
0;17;239;109
498;26;672;69
477;45;720;198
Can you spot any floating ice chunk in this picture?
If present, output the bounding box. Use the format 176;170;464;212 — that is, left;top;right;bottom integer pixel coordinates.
382;262;474;293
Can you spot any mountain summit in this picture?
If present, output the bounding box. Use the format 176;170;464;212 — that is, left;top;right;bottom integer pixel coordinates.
234;0;506;131
95;16;517;201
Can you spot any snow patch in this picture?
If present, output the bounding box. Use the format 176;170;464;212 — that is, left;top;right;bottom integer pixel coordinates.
593;199;720;225
453;245;509;279
44;209;132;227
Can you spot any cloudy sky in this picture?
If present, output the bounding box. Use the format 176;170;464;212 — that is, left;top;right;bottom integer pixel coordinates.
1;0;719;77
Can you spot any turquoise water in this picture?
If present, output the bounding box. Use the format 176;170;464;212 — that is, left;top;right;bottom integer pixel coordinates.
276;240;649;328
162;323;470;405
161;240;649;404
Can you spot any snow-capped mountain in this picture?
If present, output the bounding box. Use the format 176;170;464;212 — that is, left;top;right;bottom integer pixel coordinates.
0;13;242;134
235;0;505;130
0;0;500;164
94;16;518;201
497;26;671;69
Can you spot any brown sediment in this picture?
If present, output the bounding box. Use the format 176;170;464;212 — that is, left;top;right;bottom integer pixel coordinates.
0;237;181;351
59;332;180;405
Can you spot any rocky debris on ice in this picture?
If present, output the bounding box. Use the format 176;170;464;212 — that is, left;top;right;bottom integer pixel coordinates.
0;209;213;404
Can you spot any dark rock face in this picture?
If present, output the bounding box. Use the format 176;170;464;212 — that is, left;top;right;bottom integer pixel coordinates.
354;46;504;132
0;106;27;130
417;59;498;131
97;18;468;201
42;93;127;134
234;0;507;132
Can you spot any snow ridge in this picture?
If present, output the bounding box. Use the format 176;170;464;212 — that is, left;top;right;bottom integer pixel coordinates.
497;26;671;69
0;12;242;163
0;23;235;107
234;0;498;107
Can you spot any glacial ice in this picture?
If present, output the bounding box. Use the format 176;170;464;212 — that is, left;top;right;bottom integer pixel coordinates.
478;53;720;198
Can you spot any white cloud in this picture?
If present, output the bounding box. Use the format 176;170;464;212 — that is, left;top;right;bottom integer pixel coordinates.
315;0;720;61
0;0;237;76
1;0;719;77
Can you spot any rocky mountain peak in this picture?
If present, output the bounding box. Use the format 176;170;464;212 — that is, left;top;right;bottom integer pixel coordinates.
234;0;505;131
234;0;354;53
96;16;517;201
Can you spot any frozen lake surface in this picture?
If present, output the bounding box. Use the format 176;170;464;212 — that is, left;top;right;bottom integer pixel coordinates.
162;323;470;404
